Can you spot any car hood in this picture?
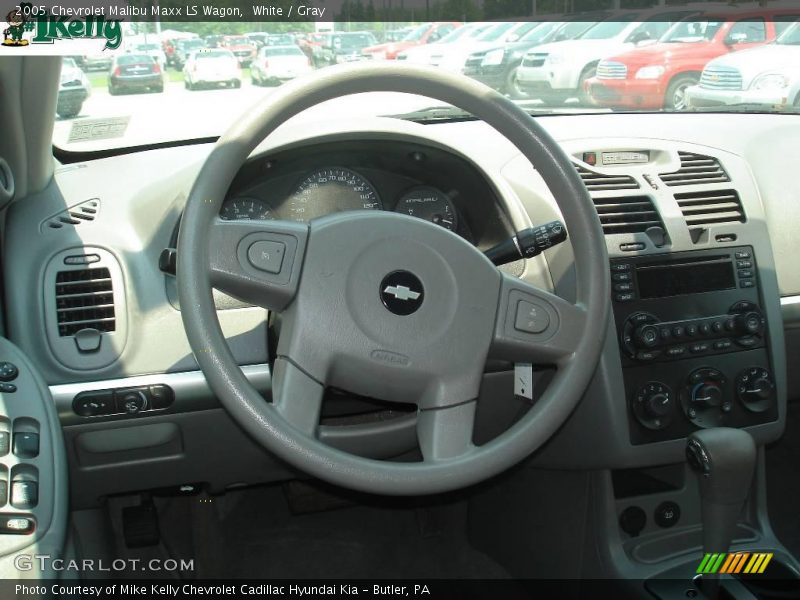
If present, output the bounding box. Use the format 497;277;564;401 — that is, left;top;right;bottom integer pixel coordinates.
607;41;719;67
706;44;800;75
364;41;415;53
530;38;629;58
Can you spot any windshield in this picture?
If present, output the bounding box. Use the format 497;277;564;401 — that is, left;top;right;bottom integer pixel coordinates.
662;20;725;43
403;25;430;42
579;16;638;40
777;21;800;44
51;16;800;153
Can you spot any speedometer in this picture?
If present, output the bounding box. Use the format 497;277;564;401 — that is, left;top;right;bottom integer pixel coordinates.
220;197;274;221
288;167;381;221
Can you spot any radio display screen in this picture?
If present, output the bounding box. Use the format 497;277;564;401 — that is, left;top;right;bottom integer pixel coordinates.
636;259;736;299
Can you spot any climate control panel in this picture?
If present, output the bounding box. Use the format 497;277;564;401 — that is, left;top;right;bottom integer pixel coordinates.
611;247;778;445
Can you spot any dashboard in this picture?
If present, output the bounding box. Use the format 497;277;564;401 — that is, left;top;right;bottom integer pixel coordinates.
2;111;800;509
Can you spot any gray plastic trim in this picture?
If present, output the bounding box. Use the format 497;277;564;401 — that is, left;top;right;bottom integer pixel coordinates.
49;364;271;426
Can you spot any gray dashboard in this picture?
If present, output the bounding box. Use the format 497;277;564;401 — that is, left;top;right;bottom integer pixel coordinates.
2;112;798;504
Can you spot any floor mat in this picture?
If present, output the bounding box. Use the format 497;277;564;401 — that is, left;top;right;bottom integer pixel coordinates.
187;483;510;580
765;401;800;558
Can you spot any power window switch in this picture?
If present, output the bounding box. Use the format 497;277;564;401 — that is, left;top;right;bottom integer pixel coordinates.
11;481;38;510
0;481;6;507
13;432;39;459
0;432;9;456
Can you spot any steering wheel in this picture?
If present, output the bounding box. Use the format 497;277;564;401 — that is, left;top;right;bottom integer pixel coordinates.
177;64;609;495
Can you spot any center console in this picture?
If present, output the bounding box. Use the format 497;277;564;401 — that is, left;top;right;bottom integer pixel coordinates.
611;246;778;445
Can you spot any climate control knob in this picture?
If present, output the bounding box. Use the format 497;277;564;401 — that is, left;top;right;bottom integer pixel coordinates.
632;381;674;430
736;367;775;413
681;368;729;428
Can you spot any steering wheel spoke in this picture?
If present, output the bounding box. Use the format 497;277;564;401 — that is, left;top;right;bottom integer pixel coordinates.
206;218;308;311
271;357;324;437
416;401;477;463
490;272;588;366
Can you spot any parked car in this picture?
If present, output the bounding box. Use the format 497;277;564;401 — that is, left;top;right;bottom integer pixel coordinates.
203;34;224;49
396;22;494;64
587;8;800;111
56;57;91;118
221;35;258;67
316;32;378;67
183;49;242;90
382;27;414;43
687;17;800;111
173;38;207;70
428;22;540;73
361;22;461;61
298;32;328;59
266;34;296;47
246;32;268;48
463;16;607;97
515;8;695;104
129;42;167;69
251;45;313;86
108;54;164;95
81;53;113;72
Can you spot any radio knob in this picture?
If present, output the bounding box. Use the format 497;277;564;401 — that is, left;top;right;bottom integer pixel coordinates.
734;311;763;336
634;324;660;349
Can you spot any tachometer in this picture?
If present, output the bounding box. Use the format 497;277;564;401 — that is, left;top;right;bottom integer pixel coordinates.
220;197;274;221
395;186;457;231
288;167;381;221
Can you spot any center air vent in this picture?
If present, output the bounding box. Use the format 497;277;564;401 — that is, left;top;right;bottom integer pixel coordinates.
55;267;116;336
675;189;745;227
659;152;730;186
592;195;663;235
576;165;639;191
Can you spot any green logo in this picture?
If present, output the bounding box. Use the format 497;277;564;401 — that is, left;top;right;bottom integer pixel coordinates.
3;2;123;50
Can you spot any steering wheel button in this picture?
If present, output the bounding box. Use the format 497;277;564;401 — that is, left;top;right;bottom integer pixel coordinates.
247;241;285;274
0;362;18;382
514;300;550;334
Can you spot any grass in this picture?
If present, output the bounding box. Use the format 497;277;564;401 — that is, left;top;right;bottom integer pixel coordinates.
87;67;252;89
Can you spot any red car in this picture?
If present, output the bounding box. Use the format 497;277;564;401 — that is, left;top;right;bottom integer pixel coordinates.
586;8;800;110
221;35;257;67
361;22;461;60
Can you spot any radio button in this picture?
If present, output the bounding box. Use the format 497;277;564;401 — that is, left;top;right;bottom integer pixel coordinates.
713;340;732;351
666;346;686;357
699;323;711;336
738;269;753;278
614;283;633;292
735;250;752;259
736;260;752;269
615;293;634;302
636;350;661;361
685;324;698;337
672;325;685;338
712;321;723;333
612;272;632;282
659;327;671;340
736;337;758;348
740;280;754;288
690;343;710;354
611;263;631;272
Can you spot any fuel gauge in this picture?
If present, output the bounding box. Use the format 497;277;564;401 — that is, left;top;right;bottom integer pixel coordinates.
395;186;457;231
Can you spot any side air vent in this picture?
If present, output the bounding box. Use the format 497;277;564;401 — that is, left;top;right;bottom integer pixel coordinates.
575;165;639;191
675;189;745;227
659;152;730;186
45;198;100;230
592;195;663;235
55;267;116;336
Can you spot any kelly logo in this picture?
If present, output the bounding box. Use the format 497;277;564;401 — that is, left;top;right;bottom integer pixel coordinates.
697;552;773;575
3;3;122;50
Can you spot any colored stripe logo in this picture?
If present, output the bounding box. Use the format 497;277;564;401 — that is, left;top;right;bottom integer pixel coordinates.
697;552;773;574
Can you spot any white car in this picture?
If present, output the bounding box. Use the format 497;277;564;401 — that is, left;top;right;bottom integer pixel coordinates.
183;49;242;90
687;21;800;111
396;23;493;64
251;45;313;86
515;9;694;103
130;42;167;69
427;22;541;73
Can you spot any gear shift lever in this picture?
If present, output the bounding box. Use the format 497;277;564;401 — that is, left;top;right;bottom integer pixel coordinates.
686;428;757;596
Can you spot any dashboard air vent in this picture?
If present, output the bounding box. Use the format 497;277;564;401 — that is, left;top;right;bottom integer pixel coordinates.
659;152;729;186
575;165;639;191
55;267;116;336
592;195;663;235
46;198;99;230
675;189;745;227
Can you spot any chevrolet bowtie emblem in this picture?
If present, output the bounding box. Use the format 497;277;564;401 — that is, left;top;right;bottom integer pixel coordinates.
383;285;421;301
380;271;425;315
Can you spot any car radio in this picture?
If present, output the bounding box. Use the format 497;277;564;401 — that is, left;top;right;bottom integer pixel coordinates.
611;246;777;445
